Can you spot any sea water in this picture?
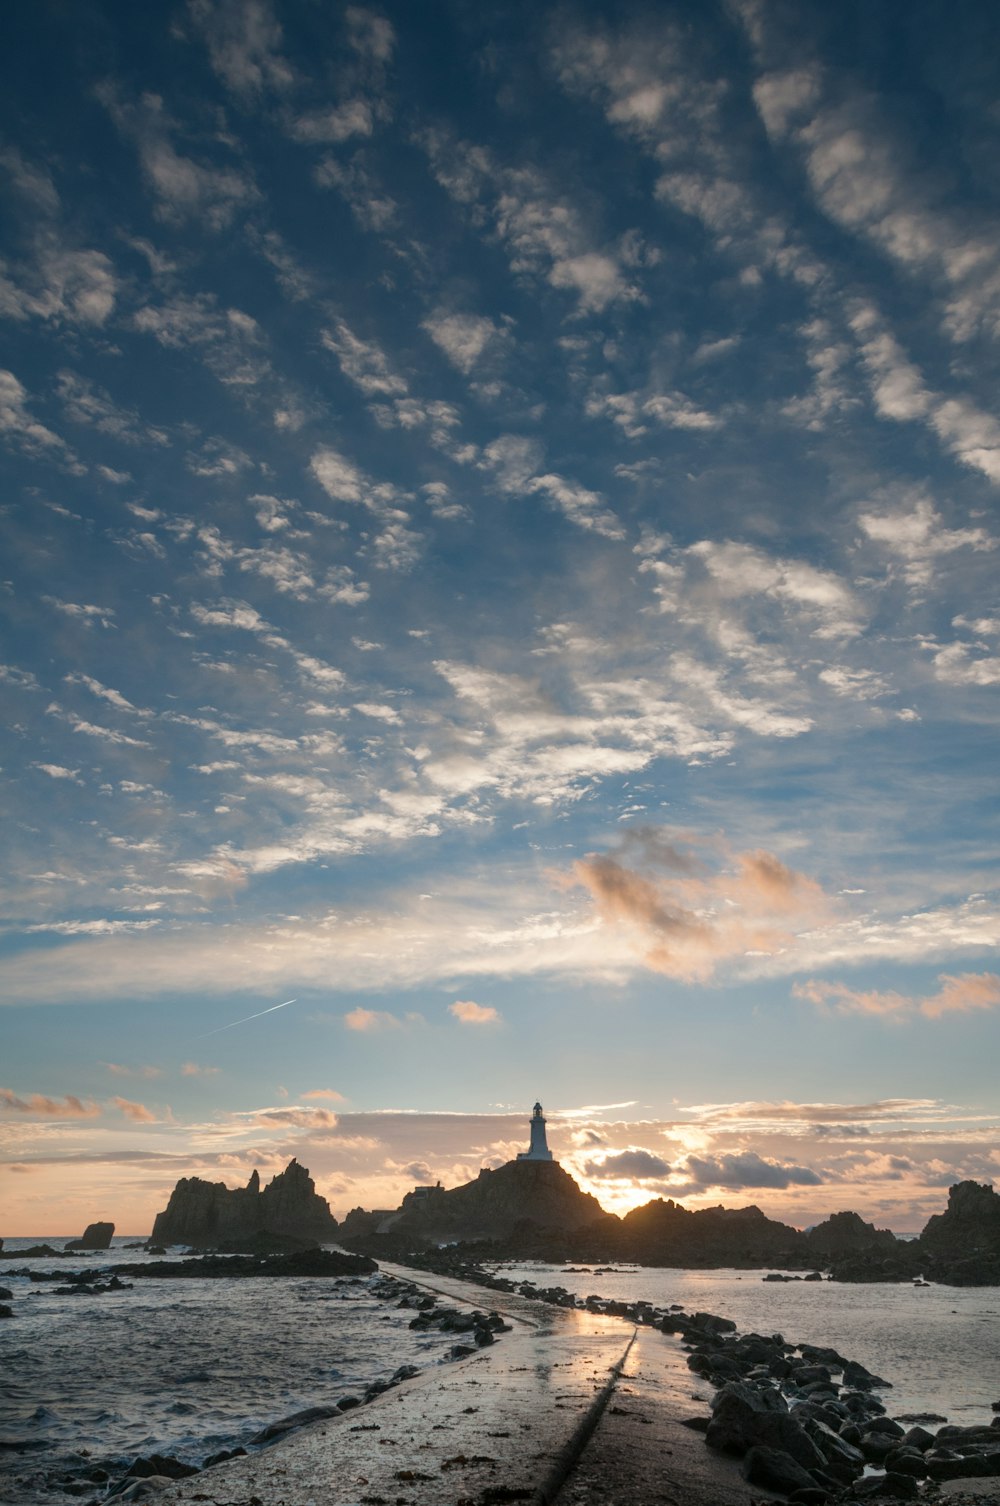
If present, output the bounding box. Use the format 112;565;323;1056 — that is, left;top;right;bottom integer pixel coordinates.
3;1241;999;1505
492;1260;1000;1423
0;1239;463;1505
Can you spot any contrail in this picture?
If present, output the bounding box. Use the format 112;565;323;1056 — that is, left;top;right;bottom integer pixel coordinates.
197;999;298;1038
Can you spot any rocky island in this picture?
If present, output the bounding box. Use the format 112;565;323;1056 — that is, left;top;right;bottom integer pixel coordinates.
150;1159;338;1250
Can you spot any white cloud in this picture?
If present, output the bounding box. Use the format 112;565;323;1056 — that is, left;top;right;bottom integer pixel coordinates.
56;371;169;446
288;100;374;144
422;311;503;374
0;368;73;458
100;87;259;230
322;319;407;396
858;493;995;588
188;0;295;98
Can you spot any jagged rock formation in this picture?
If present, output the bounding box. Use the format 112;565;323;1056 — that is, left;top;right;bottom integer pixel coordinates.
66;1221;115;1251
919;1180;1000;1254
804;1210;897;1258
611;1199;805;1267
150;1160;338;1249
354;1160;606;1248
916;1180;1000;1284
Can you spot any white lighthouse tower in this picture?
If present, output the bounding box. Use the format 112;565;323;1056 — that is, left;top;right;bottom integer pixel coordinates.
517;1100;554;1162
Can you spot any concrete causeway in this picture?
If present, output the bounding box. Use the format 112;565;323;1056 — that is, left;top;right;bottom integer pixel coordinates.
147;1262;767;1506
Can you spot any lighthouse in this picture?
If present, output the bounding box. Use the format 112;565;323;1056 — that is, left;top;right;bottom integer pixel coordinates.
516;1100;554;1162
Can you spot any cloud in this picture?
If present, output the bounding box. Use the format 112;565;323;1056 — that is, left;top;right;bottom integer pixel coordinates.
55;370;169;446
479;435;623;538
795;971;1000;1021
423;311;504;373
849;305;1000;482
322;319;406;397
104;1062;163;1079
0;367;74;460
251;1105;340;1129
100;88;259;230
449;1000;500;1025
569;837;833;983
680;1150;823;1190
181;1062;220;1077
0;1089;100;1118
858;493;995;589
111;1095;157;1123
34;763;82;782
288;99;374;144
583;1147;672;1180
343;1007;403;1031
421;131;641;315
188;0;295;99
301;1087;346;1101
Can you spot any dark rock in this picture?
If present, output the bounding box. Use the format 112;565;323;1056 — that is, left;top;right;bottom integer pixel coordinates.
65;1221;114;1251
866;1417;905;1438
805;1211;899;1259
0;1287;12;1299
203;1446;246;1468
126;1454;199;1480
0;1305;11;1319
924;1451;991;1481
150;1159;338;1249
250;1405;340;1444
119;1248;374;1280
884;1449;927;1478
900;1425;936;1451
742;1444;818;1494
706;1382;826;1469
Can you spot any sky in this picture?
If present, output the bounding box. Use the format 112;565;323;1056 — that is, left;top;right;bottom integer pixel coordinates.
1;0;999;1238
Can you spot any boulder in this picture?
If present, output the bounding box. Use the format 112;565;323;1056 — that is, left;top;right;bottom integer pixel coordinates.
706;1382;826;1469
65;1221;114;1251
742;1444;819;1495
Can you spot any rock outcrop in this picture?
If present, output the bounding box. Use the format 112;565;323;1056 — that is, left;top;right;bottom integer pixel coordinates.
804;1210;897;1258
65;1221;115;1251
613;1198;806;1268
916;1181;1000;1284
352;1159;606;1249
150;1160;338;1249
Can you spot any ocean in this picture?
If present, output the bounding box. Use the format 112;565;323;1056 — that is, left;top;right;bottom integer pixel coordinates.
492;1259;1000;1422
2;1240;999;1505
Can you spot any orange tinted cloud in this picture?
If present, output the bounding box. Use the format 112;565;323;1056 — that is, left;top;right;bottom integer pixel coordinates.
794;971;1000;1020
302;1087;346;1101
0;1089;100;1118
111;1096;157;1122
449;1000;500;1025
570;835;833;981
344;1007;402;1031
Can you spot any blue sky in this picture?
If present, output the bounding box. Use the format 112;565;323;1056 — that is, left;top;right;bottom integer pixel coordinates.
2;0;998;1235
